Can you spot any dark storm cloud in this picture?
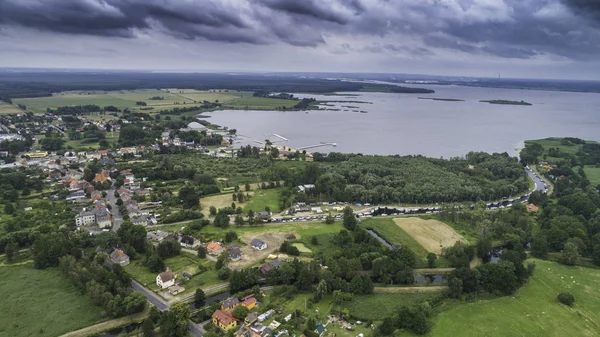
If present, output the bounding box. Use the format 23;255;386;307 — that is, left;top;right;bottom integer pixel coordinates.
562;0;600;20
1;0;600;60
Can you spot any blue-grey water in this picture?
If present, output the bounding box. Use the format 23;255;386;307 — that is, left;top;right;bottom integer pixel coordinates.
204;85;600;157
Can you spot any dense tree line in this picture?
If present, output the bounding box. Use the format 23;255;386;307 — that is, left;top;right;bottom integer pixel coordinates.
59;255;146;317
287;152;528;204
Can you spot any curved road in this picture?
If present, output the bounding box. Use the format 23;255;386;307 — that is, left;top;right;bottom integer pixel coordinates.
526;167;549;193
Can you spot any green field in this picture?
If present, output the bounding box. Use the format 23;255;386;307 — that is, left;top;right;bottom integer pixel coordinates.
583;166;600;186
0;101;23;114
429;259;600;337
63;132;120;150
359;217;450;267
346;293;438;321
124;252;220;295
525;138;599;164
0;264;104;337
12;89;301;114
243;188;281;213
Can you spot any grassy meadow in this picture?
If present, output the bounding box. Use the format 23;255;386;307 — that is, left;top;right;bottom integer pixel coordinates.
428;259;600;337
243;188;282;213
123;252;220;295
359;217;450;268
0;264;104;337
0;101;23;114
583;166;600;186
11;89;301;115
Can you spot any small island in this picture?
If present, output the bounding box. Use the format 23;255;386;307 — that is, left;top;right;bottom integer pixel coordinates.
418;97;465;102
480;99;532;106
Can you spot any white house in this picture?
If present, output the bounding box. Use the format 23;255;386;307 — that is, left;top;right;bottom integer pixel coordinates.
156;271;176;289
251;238;267;251
75;211;96;226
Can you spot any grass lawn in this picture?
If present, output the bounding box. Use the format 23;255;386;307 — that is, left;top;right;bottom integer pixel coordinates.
0;263;104;337
63;132;120;150
359;217;450;268
583;166;600;186
345;293;439;321
124;252;220;295
429;259;600;337
243;188;281;213
525;138;599;164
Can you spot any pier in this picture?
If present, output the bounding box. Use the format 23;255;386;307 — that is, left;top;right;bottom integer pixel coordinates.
297;142;338;150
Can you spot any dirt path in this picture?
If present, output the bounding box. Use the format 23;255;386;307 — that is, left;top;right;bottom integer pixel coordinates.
60;308;150;337
374;286;448;293
413;268;455;274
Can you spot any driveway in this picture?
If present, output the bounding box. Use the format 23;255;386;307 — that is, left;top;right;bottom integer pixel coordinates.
106;186;123;231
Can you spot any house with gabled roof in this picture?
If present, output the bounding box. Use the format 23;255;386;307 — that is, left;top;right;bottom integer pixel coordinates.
110;249;130;266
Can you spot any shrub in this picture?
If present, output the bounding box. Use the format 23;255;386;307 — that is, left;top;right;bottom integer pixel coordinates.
557;292;575;306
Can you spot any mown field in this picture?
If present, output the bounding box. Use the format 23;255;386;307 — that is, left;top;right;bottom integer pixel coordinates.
243;188;281;213
428;259;600;337
525;138;599;164
583;166;600;186
0;264;104;337
123;252;220;295
359;217;450;268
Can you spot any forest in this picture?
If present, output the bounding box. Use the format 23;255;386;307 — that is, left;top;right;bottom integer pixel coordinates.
291;152;528;204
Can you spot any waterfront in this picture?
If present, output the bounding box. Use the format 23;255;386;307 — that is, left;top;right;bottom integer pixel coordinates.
204;85;600;158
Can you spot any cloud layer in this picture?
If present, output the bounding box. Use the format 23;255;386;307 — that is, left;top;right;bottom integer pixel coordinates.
1;0;600;70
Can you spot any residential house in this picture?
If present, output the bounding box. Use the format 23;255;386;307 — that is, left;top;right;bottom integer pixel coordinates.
95;208;112;228
93;170;111;183
212;309;237;332
75;211;96;226
97;149;110;157
527;203;539;213
251;238;267;251
180;235;201;249
207;241;224;255
99;157;115;166
245;312;259;326
257;211;271;222
156;271;176;289
49;169;62;180
86;152;102;160
297;184;315;192
131;215;150;226
147;230;169;242
110;249;130;266
241;295;257;309
236;325;261;337
67;191;87;201
228;245;242;261
221;297;240;311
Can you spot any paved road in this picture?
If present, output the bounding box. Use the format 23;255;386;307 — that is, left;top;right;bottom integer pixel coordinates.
132;280;170;311
106;186;123;231
181;247;217;262
526;167;549;193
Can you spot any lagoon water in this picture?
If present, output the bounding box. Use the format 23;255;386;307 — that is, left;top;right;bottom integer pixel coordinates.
204;85;600;158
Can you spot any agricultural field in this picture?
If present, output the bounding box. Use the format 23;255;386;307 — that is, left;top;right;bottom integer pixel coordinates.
0;264;104;337
583;165;600;186
11;89;302;115
394;218;467;255
123;252;220;296
0;101;23;114
429;259;600;337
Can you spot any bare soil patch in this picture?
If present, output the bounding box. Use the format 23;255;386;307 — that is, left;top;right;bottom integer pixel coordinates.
393;218;467;255
229;232;291;268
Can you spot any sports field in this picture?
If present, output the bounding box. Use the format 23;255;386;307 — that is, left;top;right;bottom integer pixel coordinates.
393;218;467;255
429;259;600;337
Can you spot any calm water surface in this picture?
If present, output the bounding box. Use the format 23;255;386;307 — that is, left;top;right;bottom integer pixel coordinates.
204;85;600;157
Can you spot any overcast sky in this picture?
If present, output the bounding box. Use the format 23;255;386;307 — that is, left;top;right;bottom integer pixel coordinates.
1;0;600;80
